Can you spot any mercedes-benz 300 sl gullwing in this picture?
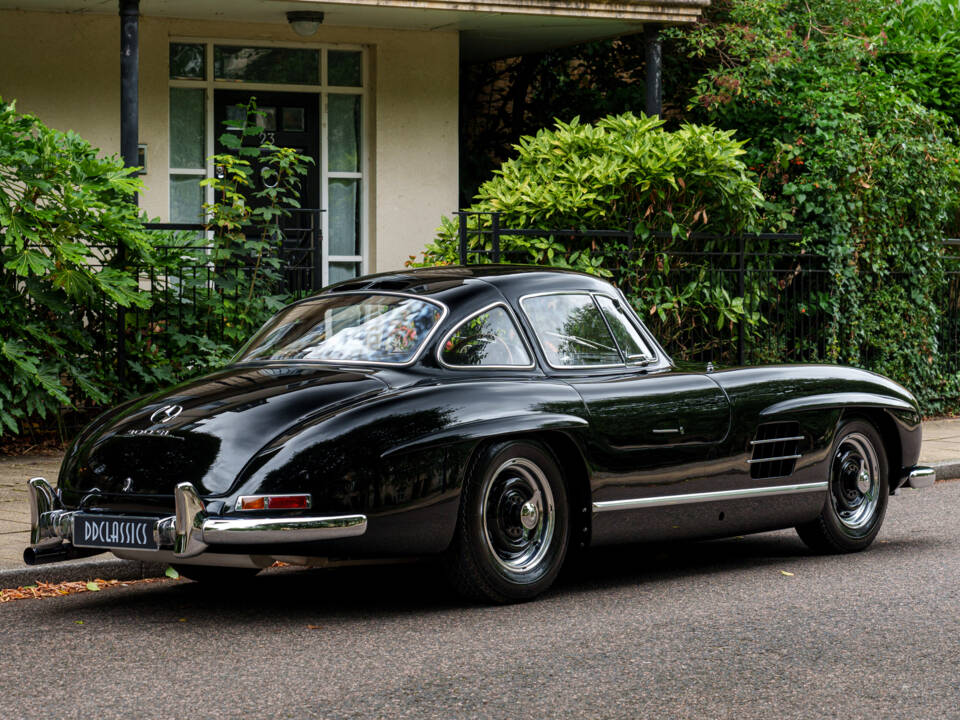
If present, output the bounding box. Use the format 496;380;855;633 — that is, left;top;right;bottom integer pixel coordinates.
25;266;936;602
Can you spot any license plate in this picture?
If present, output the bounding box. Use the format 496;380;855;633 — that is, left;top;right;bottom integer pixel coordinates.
73;514;159;551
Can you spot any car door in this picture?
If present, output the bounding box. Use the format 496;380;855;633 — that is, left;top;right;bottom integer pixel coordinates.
520;291;733;505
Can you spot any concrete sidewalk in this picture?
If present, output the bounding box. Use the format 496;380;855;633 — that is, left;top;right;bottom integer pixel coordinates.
1;419;958;583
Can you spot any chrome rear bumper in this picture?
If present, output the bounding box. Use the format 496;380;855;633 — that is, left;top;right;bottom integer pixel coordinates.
24;478;367;565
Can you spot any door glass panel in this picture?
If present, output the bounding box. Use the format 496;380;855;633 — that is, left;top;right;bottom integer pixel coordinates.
169;88;205;168
170;174;204;223
522;294;623;367
329;261;360;285
170;43;205;80
328;179;360;255
328;51;362;87
328;94;361;172
214;46;319;85
596;296;652;360
441;307;531;367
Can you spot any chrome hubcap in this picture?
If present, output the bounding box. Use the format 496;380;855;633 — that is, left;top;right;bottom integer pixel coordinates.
830;432;880;531
481;458;555;573
519;500;540;530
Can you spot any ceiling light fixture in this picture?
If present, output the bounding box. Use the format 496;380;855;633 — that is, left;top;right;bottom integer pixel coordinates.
286;11;325;37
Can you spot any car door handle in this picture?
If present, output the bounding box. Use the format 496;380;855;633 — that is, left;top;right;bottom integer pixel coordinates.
652;426;684;435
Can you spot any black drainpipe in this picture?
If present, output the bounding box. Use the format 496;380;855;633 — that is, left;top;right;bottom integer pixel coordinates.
644;24;662;118
117;0;139;384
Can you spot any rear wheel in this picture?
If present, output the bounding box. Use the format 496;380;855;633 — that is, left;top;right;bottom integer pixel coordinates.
796;419;889;553
444;440;569;603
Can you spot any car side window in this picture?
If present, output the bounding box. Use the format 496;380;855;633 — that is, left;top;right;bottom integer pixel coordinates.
595;295;653;361
521;293;623;367
440;306;532;367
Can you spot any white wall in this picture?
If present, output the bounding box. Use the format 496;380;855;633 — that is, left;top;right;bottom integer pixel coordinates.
0;9;459;273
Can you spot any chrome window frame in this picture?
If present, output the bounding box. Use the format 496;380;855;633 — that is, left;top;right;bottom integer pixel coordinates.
613;286;670;367
232;290;450;368
593;293;657;365
519;291;627;370
436;302;536;371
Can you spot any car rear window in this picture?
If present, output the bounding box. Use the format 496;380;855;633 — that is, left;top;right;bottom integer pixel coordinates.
235;293;445;365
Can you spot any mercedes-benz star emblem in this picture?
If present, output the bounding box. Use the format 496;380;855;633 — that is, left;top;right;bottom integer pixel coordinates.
150;404;183;424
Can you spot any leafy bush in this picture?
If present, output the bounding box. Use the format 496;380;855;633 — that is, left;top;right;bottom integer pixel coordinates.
671;0;960;411
879;0;960;128
122;100;314;393
0;99;150;436
417;112;769;357
0;98;313;442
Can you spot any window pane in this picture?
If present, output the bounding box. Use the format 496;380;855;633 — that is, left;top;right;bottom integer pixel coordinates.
214;46;319;85
328;261;360;286
441;307;531;367
328;179;360;255
170;43;205;80
328;50;362;87
169;88;205;168
522;294;622;367
238;294;441;364
170;174;204;223
328;94;361;172
596;296;652;360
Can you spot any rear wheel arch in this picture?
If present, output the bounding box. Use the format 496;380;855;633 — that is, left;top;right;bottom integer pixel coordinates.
458;430;591;548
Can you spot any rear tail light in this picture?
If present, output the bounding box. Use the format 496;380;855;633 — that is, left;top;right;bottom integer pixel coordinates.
237;494;311;511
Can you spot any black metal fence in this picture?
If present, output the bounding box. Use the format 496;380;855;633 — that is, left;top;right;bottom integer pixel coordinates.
118;209;323;381
454;211;960;373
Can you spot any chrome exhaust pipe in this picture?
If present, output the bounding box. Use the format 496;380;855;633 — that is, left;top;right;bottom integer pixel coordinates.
23;544;104;566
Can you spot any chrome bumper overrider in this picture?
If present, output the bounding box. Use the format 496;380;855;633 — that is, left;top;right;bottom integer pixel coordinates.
24;477;367;564
904;466;936;489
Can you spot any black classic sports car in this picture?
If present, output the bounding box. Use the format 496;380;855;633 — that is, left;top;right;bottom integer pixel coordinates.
26;266;935;602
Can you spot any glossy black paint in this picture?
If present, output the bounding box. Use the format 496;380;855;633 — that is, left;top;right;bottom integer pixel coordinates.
56;266;924;560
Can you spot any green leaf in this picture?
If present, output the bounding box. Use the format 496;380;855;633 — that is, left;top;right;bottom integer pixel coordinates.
85;581;100;592
164;566;181;579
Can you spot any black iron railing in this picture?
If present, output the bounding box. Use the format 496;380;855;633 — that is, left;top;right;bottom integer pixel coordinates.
453;212;960;379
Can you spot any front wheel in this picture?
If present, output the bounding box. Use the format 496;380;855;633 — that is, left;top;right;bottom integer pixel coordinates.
444;440;569;603
796;419;889;553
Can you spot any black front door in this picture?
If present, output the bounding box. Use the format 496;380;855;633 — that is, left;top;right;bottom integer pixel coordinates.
214;90;321;290
214;90;320;210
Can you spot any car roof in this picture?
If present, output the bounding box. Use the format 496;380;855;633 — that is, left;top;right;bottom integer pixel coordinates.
323;265;616;301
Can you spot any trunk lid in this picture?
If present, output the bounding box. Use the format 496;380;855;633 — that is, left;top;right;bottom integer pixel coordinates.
60;364;387;503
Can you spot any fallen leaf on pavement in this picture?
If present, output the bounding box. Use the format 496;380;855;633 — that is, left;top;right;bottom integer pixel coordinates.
780;570;795;577
0;577;168;603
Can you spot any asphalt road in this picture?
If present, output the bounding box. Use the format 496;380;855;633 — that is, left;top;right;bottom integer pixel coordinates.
2;483;958;720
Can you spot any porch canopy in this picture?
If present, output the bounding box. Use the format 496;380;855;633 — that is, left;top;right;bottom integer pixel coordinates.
4;0;709;61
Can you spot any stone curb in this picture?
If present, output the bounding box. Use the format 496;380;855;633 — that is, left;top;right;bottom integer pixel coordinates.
931;460;960;482
0;558;167;589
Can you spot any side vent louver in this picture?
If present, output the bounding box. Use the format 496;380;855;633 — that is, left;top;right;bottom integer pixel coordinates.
749;422;803;480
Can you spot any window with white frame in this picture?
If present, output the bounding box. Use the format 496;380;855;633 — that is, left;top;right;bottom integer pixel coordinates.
168;41;368;286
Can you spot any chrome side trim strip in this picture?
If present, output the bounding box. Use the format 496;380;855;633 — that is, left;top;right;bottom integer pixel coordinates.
746;454;802;464
749;436;804;446
592;481;828;513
